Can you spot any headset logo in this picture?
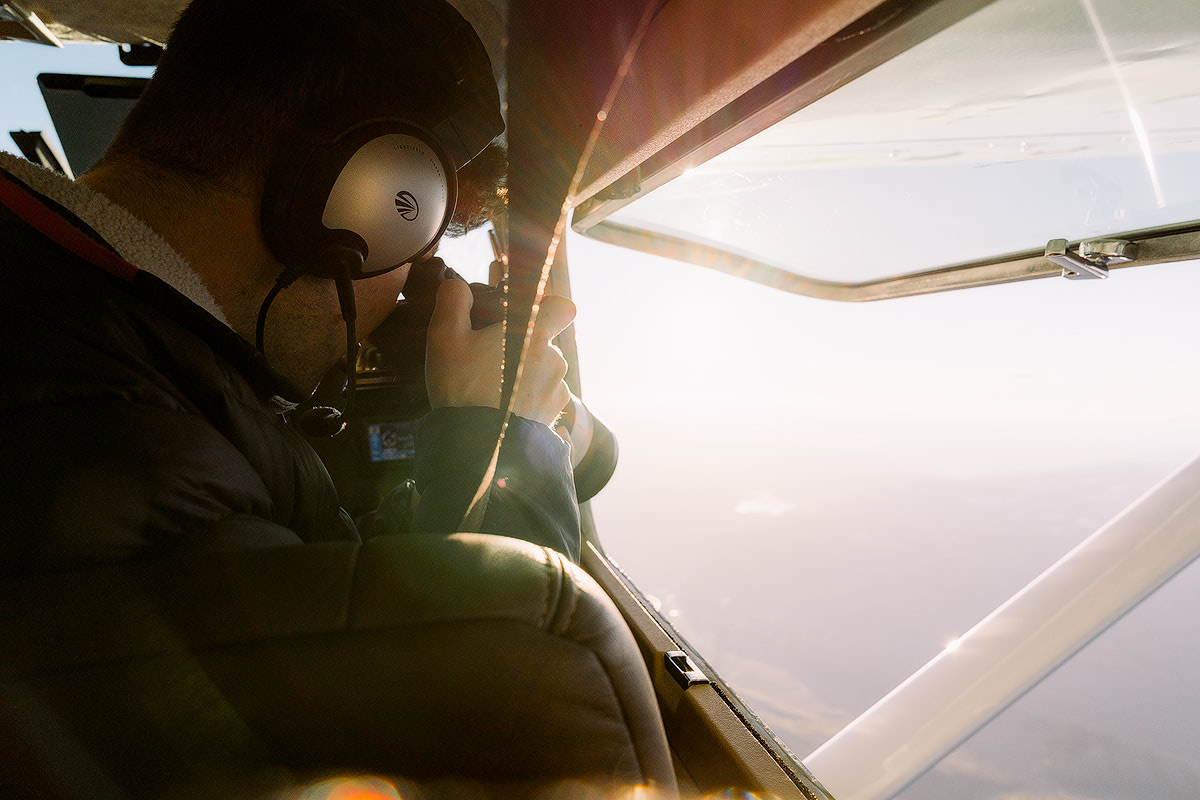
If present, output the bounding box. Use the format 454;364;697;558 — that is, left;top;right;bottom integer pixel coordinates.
394;191;419;221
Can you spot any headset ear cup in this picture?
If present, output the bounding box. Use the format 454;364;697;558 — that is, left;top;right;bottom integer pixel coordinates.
260;119;457;282
321;126;456;277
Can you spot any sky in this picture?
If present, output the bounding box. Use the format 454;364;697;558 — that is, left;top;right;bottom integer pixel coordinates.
4;17;1200;799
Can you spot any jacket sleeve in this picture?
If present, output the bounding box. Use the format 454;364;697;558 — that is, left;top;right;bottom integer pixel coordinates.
409;406;581;562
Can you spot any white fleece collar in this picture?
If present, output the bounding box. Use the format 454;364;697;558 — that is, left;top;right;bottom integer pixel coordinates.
0;152;231;328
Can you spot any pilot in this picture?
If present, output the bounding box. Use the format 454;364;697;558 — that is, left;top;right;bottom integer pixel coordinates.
0;0;581;574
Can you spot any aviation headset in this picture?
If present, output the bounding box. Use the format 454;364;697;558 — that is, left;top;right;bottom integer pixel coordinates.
260;117;458;284
256;85;504;435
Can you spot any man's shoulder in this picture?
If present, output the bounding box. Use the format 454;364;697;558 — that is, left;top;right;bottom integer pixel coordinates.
0;181;297;414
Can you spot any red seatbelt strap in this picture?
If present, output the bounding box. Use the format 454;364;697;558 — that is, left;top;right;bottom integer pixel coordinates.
0;169;139;282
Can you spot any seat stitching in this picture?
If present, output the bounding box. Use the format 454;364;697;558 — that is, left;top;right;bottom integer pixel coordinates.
554;551;581;637
536;548;560;630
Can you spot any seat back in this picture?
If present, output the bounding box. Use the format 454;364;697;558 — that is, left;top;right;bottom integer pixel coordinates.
0;534;676;799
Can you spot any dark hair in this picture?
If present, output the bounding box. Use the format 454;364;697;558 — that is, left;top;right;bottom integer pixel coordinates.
102;0;504;213
446;139;506;236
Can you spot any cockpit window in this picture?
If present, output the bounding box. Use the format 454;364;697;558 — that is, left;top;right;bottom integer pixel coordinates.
1;42;154;169
592;0;1200;292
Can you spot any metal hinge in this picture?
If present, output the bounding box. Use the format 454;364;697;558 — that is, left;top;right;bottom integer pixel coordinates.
593;167;643;203
1045;238;1138;280
664;650;710;690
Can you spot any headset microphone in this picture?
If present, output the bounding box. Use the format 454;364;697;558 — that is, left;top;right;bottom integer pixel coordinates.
301;248;364;437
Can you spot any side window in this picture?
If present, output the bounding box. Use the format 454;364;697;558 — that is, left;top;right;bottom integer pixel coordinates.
0;43;154;168
568;228;1200;796
569;0;1200;790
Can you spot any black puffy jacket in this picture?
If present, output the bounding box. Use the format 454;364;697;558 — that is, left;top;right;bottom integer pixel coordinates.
0;166;579;576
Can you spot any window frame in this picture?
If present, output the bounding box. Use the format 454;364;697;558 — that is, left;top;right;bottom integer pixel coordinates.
570;0;1200;302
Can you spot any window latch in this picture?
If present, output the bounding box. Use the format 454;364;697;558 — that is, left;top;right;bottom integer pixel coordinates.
664;650;710;690
1045;238;1138;280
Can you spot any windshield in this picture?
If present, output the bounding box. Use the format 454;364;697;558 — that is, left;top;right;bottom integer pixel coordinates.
606;0;1200;283
569;0;1200;796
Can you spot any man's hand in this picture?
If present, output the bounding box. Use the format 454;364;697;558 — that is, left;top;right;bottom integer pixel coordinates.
426;278;575;427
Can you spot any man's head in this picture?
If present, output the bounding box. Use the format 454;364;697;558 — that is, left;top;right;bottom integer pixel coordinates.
98;0;506;232
84;0;507;390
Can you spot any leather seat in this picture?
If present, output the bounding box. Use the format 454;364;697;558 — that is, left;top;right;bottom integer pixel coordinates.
0;534;676;799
